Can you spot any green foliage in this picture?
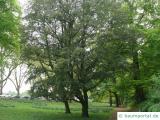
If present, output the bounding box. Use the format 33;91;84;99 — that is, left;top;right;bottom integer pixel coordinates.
24;0;111;105
141;73;160;111
141;28;160;78
21;0;160;113
0;0;20;50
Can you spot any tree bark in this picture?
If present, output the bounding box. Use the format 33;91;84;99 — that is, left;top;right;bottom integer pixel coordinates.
64;100;71;114
132;51;145;103
81;91;89;118
113;92;120;107
109;90;112;107
16;88;20;97
0;85;3;95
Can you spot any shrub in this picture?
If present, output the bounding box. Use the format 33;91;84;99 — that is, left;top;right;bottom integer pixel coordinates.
141;73;160;111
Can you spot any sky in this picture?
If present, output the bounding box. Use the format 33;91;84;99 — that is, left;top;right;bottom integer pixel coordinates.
18;0;28;7
3;0;30;94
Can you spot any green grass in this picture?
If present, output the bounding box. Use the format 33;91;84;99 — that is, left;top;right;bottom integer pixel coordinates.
0;99;112;120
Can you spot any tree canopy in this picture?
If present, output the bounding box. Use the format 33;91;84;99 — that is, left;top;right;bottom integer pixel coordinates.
0;0;20;50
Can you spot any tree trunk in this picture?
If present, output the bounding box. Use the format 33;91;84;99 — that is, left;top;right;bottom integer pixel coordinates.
113;92;120;107
81;101;89;118
0;85;3;95
109;90;112;107
111;68;120;107
81;91;89;118
16;88;20;97
132;51;145;103
64;100;71;114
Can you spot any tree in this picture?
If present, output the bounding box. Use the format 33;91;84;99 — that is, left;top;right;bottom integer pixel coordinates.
95;1;134;106
0;0;20;93
0;0;20;51
0;48;16;95
22;0;160;117
92;0;159;106
23;0;112;117
8;63;28;97
123;0;160;104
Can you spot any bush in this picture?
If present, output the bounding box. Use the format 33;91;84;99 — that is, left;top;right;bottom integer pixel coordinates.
141;73;160;111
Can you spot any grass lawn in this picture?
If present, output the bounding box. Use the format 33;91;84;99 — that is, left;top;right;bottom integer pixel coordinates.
0;99;112;120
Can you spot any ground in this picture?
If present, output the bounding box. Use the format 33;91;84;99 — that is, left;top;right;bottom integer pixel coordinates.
0;99;112;120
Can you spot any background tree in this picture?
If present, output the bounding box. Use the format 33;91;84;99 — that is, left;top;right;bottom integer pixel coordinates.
0;48;15;95
8;63;28;97
0;0;20;94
